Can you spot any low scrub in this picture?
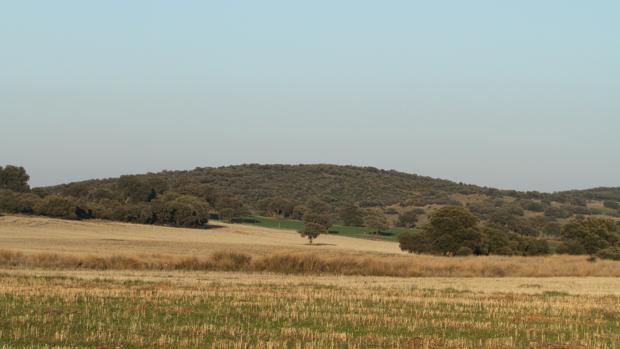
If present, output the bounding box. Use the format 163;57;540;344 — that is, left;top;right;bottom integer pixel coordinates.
1;249;619;277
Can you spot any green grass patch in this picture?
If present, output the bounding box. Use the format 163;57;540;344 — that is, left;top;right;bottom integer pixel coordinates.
235;216;412;240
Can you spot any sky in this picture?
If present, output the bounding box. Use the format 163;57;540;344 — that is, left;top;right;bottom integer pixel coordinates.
1;1;619;191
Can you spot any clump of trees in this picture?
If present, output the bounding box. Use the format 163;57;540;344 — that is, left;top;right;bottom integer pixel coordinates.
399;206;550;256
557;218;620;256
0;165;30;192
0;165;218;228
148;193;210;226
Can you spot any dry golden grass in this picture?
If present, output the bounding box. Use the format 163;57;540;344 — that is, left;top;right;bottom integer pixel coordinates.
1;248;620;277
0;214;403;257
1;215;620;277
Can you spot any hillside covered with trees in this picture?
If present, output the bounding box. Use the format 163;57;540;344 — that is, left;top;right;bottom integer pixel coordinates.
1;164;619;259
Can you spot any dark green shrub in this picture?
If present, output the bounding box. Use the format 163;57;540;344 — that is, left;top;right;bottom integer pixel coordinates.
542;222;562;236
399;206;483;255
34;195;77;219
495;246;514;255
0;191;41;214
150;193;209;227
397;209;418;229
338;204;364;226
398;232;433;254
544;206;572;219
596;247;620;260
555;241;586;255
456;246;473;256
562;218;619;254
516;237;550;256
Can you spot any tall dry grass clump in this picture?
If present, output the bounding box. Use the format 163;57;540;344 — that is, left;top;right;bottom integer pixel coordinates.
1;249;619;277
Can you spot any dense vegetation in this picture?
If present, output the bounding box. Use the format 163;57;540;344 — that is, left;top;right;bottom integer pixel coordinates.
1;163;619;258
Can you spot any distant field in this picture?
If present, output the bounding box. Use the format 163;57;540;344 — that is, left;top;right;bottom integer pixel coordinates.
237;215;411;240
0;215;404;257
1;270;619;348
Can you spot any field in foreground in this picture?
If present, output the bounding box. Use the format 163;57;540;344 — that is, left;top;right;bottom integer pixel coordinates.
1;269;619;349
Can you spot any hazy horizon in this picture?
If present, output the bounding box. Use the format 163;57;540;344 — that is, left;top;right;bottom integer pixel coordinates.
2;1;619;191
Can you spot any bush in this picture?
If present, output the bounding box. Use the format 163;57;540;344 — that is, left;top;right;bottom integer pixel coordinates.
338;204;364;226
398;232;432;254
520;200;546;212
516;237;550;256
544;206;572;219
34;195;77;219
397;209;419;229
596;247;620;260
383;207;398;215
456;246;473;256
556;241;586;255
494;246;514;256
149;193;209;227
603;200;620;210
0;191;41;214
481;227;513;255
542;222;562;236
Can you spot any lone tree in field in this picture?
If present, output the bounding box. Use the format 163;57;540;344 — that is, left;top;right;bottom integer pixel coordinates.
299;222;326;244
364;209;389;235
299;199;331;244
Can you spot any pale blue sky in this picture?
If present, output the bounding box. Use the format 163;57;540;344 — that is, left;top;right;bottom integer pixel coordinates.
1;1;618;191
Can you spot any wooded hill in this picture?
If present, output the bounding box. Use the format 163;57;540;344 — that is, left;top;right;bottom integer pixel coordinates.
1;164;619;258
38;163;620;215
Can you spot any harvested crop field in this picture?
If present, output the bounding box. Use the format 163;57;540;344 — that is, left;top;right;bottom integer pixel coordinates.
0;270;619;348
